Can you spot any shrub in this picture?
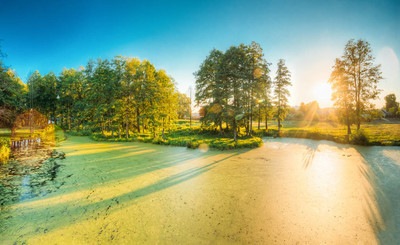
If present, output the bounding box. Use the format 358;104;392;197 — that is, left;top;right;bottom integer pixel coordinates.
350;130;370;145
66;129;92;136
0;137;11;164
252;129;279;137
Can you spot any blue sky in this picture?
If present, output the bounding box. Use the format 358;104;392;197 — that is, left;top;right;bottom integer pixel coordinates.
1;0;399;107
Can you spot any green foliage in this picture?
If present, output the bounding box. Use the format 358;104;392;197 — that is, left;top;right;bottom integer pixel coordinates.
177;92;191;119
349;130;370;145
54;124;66;142
90;126;264;150
384;94;399;117
0;66;27;109
0;137;11;163
329;39;382;131
273;59;292;131
66;129;92;136
195;42;272;138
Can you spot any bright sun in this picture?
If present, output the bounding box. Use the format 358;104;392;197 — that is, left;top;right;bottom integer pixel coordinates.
313;83;333;108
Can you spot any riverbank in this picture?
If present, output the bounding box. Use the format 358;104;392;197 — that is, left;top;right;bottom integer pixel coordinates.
77;119;400;150
273;119;400;146
1;136;399;244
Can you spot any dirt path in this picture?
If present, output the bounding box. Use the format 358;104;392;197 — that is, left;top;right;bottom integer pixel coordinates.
1;136;399;244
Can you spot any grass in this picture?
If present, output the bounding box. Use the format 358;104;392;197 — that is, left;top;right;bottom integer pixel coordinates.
88;119;400;148
90;127;264;150
267;120;400;146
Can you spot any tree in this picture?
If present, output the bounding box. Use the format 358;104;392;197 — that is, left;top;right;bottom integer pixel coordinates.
0;45;27;129
195;48;226;134
246;41;271;135
177;92;191;119
298;101;320;122
26;71;58;122
0;68;26;109
330;39;382;131
273;59;291;133
195;43;272;139
84;59;122;135
384;94;399;118
57;68;86;130
329;58;355;134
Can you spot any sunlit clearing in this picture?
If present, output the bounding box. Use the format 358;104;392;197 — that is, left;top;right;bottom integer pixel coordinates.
313;82;332;108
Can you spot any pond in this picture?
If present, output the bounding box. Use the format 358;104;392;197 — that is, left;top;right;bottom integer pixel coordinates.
0;136;58;206
0;136;399;244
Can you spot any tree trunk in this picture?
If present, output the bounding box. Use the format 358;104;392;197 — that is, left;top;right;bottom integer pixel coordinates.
258;106;260;130
102;122;106;137
265;112;268;131
137;108;140;133
219;121;223;135
68;106;71;130
118;125;121;138
278;118;281;134
250;103;253;136
126;114;129;139
162;118;165;141
347;112;352;135
245;117;249;136
111;123;114;139
278;102;281;134
233;123;237;141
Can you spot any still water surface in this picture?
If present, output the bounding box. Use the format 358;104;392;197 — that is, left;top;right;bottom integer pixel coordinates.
0;136;399;244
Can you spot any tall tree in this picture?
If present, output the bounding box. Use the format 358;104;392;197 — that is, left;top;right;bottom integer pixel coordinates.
195;43;271;139
334;39;382;130
247;41;271;135
195;49;226;133
273;59;291;133
329;58;355;134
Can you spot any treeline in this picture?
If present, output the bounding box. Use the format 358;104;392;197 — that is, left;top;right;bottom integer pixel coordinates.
1;55;191;138
195;42;291;139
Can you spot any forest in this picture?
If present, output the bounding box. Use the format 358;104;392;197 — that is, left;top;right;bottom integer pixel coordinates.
1;40;399;152
1;55;193;139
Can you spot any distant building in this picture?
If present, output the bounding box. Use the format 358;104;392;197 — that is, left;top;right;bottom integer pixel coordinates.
381;109;390;118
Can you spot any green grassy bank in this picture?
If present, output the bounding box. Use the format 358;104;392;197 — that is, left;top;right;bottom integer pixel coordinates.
74;119;400;149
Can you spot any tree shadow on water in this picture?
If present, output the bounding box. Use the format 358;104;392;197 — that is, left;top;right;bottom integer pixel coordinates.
1;150;240;242
302;142;319;169
356;146;400;244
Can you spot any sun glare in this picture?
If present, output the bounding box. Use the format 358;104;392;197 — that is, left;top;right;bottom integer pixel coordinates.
313;83;333;108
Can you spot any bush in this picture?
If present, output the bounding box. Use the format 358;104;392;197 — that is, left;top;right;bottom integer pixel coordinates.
350;130;370;145
90;126;264;150
252;129;279;137
0;137;11;164
66;129;92;136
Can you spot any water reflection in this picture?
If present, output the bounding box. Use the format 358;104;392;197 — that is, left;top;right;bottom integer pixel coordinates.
264;137;400;243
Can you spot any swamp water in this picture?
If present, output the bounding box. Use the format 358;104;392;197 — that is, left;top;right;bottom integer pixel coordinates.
0;137;65;206
0;136;399;244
